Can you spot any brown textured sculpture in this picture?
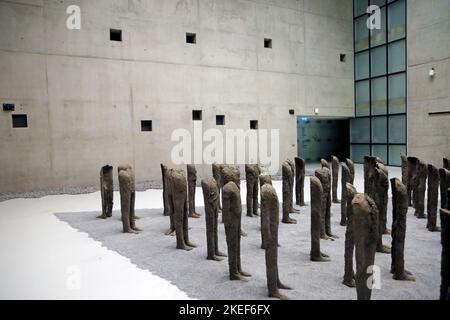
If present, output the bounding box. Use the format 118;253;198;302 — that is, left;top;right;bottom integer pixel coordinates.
315;168;337;240
331;155;340;204
374;165;390;254
440;208;450;300
407;157;419;207
343;183;357;288
259;173;272;188
187;165;201;219
340;163;350;226
439;169;450;210
321;159;330;169
364;156;377;196
161;164;170;217
222;166;251;281
261;183;292;299
282;162;297;224
353;193;378;300
98;165;113;219
212;164;223;210
118;165;141;234
345;159;355;184
294;157;306;207
390;178;415;281
414;161;427;219
287;159;300;213
427;165;441;232
400;154;408;186
201;177;227;261
260;173;272;249
310;176;330;262
245;164;260;218
168;169;196;251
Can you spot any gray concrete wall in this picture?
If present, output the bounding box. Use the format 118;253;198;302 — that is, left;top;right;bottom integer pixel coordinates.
407;0;450;167
0;0;354;193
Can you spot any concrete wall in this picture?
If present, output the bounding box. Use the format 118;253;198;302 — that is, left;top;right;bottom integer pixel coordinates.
0;0;354;193
407;0;450;167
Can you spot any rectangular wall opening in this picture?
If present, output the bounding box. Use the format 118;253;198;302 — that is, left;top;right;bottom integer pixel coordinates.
216;115;225;126
141;120;153;132
110;29;122;42
264;38;272;48
192;110;202;121
12;114;28;128
250;120;259;130
186;33;197;44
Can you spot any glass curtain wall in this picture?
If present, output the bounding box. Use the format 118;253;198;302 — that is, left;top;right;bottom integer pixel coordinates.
352;0;407;166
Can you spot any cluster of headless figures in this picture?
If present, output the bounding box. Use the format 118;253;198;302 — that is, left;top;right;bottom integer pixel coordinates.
96;156;450;301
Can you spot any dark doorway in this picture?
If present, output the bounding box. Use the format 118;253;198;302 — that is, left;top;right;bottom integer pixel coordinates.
297;117;350;163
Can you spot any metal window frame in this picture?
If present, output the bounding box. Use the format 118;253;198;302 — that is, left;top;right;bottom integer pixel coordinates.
351;0;407;166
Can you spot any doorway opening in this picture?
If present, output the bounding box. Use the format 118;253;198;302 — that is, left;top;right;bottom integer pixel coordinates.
297;117;350;163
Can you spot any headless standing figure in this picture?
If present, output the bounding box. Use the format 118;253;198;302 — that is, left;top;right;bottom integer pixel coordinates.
374;166;391;254
331;155;340;204
439;169;450;210
212;164;223;211
260;173;273;249
444;158;450;170
345;159;355;184
98;165;114;219
287;159;300;213
315;168;337;240
427;165;441;232
222;166;251;281
294;157;306;207
245;164;260;218
118;165;141;234
353;193;378;300
401;154;408;187
343;183;358;288
340;163;350;226
282;162;297;224
441;208;450;300
414;161;427;219
261;183;292;299
390;178;415;281
407;157;419;207
310;176;331;262
201;177;227;261
168;169;196;251
161;164;170;217
187;165;201;219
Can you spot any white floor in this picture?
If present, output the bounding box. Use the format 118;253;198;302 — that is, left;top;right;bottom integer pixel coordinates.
0;164;406;300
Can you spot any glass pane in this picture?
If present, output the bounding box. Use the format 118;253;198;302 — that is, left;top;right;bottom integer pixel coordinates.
389;73;406;114
389;145;406;166
371;0;386;5
372;116;387;143
372;145;388;164
355;51;370;80
371;7;386;47
355;16;369;52
371;45;387;77
351;118;370;143
389;115;406;143
388;0;406;42
351;144;370;164
388;40;406;73
354;0;368;17
356;81;370;117
371;77;387;115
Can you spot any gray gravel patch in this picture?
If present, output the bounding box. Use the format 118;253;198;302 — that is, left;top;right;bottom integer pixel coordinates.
55;201;441;300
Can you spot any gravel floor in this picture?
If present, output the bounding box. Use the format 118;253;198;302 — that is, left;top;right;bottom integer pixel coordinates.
55;200;442;300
